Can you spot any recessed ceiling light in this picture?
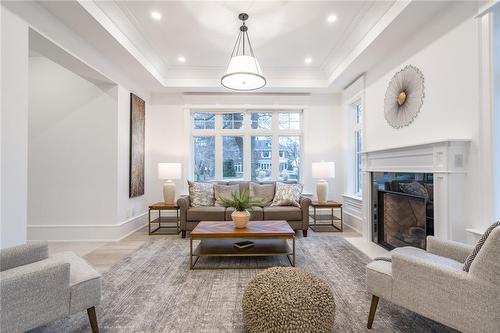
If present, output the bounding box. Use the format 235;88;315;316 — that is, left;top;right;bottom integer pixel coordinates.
151;11;162;20
304;57;312;64
327;15;337;23
177;56;186;63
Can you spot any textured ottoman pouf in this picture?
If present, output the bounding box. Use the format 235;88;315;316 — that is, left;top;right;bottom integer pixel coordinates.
242;267;336;333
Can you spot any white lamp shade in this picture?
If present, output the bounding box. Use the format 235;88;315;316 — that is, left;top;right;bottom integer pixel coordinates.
158;163;181;180
221;55;266;91
312;162;335;179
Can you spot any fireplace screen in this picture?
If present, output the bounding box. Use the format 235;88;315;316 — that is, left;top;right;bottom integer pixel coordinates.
372;172;434;250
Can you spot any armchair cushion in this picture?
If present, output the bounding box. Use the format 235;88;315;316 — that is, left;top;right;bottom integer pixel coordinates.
0;241;49;272
463;221;500;272
426;236;473;263
51;252;101;314
391;248;498;333
366;259;393;300
0;258;70;332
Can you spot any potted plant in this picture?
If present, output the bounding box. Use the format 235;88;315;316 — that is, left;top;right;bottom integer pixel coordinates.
218;191;262;228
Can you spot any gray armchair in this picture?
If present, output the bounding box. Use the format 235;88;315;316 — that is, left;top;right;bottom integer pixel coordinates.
0;241;102;332
366;230;500;333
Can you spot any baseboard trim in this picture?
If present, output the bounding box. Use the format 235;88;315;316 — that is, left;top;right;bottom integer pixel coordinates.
27;212;148;242
343;211;363;234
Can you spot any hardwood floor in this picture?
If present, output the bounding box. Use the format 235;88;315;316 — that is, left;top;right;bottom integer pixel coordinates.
48;224;388;273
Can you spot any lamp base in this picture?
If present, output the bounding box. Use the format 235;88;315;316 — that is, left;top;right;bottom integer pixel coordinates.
163;181;176;205
316;180;329;203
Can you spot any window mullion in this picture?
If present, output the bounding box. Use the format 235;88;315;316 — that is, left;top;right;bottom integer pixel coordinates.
272;112;280;181
215;115;223;180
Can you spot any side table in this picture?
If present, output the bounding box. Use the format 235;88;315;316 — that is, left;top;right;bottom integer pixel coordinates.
148;202;180;235
309;201;343;232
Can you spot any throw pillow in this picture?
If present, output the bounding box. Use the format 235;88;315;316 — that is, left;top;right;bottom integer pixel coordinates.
214;184;240;206
463;221;500;272
271;182;303;207
399;182;429;201
188;181;215;207
249;183;274;207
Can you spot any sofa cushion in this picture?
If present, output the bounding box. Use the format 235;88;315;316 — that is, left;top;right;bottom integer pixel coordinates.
271;182;303;207
214;184;240;206
227;181;250;195
188;181;214;207
50;252;101;314
249;183;275;206
187;206;226;221
263;206;302;221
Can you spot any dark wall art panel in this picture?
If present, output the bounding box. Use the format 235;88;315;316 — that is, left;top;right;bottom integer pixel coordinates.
129;93;145;198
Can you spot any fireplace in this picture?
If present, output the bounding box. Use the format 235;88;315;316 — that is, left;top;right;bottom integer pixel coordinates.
371;172;434;250
362;140;469;244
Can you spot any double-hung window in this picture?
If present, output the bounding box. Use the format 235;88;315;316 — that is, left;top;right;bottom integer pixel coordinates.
353;103;363;196
191;111;302;182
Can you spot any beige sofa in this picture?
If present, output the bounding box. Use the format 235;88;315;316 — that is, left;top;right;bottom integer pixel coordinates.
177;181;311;238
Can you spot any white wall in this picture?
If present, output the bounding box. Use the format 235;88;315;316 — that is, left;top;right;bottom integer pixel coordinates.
1;8;29;248
148;93;343;204
28;56;117;227
360;15;485;242
364;18;479;152
494;6;500;220
27;57;149;241
0;3;151;243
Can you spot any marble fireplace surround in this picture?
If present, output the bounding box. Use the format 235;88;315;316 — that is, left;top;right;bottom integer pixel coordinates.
361;140;470;243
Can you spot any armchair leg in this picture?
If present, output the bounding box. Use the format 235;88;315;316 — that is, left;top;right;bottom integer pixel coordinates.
87;306;99;333
181;230;186;238
302;230;308;237
367;295;379;329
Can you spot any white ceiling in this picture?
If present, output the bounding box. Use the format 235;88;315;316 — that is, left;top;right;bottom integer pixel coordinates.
97;1;394;71
31;0;481;93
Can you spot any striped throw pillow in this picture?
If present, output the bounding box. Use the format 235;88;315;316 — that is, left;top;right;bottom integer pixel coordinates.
463;221;500;272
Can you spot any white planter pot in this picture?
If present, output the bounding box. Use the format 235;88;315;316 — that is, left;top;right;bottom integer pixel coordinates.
231;210;250;229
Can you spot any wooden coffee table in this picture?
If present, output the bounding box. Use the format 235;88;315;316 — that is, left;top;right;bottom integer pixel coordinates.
189;220;295;270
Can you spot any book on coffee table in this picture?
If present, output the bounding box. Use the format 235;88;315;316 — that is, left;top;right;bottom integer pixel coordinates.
234;240;255;249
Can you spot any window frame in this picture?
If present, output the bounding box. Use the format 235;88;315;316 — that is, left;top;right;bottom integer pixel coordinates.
354;106;363;195
190;110;303;182
347;96;364;198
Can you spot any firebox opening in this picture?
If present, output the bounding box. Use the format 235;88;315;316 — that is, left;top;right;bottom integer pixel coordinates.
372;172;434;250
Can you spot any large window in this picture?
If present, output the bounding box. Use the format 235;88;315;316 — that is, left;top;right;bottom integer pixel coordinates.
193;136;215;181
223;136;244;179
278;136;300;181
353;104;363;195
193;112;215;129
191;111;302;181
251;136;272;181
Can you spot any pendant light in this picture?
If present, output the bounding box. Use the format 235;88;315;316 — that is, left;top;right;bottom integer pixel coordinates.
221;13;266;91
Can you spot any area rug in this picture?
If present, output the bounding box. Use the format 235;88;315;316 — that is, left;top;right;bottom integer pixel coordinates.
32;235;457;333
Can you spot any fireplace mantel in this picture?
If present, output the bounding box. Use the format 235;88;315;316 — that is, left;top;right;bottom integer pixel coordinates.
361;140;471;243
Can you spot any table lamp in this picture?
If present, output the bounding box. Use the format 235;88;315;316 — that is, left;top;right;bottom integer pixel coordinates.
158;163;182;204
312;161;335;203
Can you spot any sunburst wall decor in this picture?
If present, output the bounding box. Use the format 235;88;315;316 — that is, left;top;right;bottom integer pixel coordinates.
384;65;425;128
